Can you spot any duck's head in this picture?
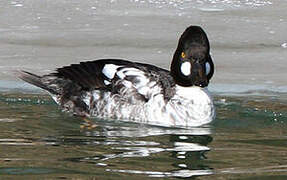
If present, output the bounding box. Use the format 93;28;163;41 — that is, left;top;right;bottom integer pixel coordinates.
171;26;214;87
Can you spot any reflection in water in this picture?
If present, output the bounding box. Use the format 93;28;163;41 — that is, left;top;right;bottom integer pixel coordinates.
106;169;213;178
61;123;214;178
0;122;213;178
103;133;213;178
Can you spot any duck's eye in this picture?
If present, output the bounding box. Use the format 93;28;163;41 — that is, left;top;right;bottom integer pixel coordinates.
181;52;186;59
205;62;211;75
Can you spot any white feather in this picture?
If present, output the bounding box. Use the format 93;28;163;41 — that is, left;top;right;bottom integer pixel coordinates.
181;62;191;76
135;76;149;88
148;81;156;88
137;86;149;96
123;68;145;77
82;93;91;108
104;80;111;85
87;85;214;127
122;80;133;88
116;71;125;79
205;62;211;76
102;64;121;79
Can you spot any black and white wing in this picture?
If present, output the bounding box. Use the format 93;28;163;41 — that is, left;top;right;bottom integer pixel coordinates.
56;59;175;101
18;59;175;105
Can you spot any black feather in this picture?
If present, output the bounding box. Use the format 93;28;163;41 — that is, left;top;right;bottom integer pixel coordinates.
17;70;58;94
53;59;169;90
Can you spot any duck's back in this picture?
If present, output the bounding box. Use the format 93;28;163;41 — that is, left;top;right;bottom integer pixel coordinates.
18;59;177;119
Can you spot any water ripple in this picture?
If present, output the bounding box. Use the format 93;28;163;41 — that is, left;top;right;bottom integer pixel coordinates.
106;168;213;178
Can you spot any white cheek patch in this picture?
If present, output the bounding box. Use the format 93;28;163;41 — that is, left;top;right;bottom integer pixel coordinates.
180;61;191;76
205;62;211;76
102;64;121;79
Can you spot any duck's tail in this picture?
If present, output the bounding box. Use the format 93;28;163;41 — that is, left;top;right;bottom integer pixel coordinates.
17;70;58;95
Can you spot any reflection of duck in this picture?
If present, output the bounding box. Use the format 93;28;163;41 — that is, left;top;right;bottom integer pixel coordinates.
170;134;213;176
18;26;215;127
59;122;213;178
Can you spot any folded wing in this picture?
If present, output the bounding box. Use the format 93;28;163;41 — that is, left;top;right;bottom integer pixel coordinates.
19;59;175;105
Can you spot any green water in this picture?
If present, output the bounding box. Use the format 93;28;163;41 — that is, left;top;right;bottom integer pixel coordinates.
0;92;287;179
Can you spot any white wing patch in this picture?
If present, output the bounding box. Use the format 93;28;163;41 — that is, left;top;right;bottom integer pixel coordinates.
123;68;145;77
102;64;121;79
104;80;111;85
101;64;162;100
116;67;161;98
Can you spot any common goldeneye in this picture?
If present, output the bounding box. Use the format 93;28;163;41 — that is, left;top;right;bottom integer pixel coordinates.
18;25;215;127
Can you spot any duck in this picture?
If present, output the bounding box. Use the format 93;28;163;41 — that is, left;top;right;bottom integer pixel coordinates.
18;25;215;127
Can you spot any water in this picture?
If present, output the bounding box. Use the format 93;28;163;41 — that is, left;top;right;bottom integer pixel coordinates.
1;93;287;179
1;0;287;179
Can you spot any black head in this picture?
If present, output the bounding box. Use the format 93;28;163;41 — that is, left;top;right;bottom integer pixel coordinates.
170;26;214;87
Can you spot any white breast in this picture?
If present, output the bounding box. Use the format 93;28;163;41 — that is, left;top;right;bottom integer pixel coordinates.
80;85;214;128
144;86;215;127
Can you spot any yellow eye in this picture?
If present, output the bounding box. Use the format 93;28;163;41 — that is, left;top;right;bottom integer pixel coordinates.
181;52;186;59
